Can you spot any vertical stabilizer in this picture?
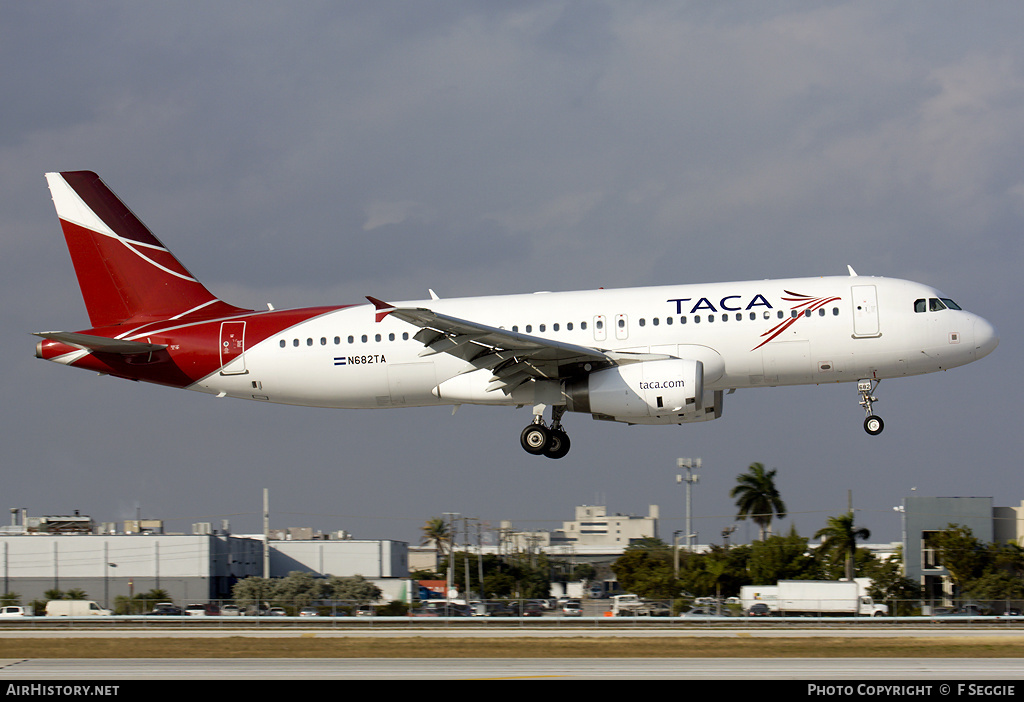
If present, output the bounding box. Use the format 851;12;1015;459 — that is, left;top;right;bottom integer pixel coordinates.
45;171;249;327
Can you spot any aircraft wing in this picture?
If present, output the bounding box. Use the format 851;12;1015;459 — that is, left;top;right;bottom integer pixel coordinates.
367;297;668;394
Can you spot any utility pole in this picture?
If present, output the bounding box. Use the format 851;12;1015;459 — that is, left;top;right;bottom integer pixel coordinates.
677;457;701;552
262;488;270;579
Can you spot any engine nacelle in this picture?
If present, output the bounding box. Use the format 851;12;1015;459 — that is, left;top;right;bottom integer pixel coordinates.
564;359;704;420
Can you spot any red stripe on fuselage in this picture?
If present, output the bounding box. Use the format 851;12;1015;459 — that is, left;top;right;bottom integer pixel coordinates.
40;306;351;388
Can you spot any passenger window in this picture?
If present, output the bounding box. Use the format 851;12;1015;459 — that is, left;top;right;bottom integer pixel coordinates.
279;340;286;348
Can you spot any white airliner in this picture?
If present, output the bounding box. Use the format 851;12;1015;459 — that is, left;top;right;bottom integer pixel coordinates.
36;171;999;458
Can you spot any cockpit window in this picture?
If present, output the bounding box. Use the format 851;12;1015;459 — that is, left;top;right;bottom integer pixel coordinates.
916;297;963;313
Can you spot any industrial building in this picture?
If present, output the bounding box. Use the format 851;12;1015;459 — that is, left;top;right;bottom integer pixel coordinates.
0;512;409;607
902;495;1024;600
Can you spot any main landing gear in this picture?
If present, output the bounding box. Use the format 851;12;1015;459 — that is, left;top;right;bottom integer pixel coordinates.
858;379;884;436
520;404;571;459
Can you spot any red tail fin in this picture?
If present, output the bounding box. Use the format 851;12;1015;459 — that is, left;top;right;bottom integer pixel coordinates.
45;171;250;327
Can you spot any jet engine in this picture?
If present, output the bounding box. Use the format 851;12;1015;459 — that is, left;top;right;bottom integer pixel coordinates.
564;358;705;421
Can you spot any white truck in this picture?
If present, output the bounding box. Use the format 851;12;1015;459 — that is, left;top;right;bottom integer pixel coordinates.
609;594;670;616
44;600;112;616
743;580;887;617
740;585;779;614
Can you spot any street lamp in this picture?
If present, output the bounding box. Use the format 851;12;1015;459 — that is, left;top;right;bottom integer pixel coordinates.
677;457;701;552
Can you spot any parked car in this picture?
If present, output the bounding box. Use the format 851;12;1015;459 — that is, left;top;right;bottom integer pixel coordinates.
266;607;287;616
299;607;320;617
220;604;242;616
409;604;471;617
746;603;773;617
0;606;33;617
679;607;721;619
147;603;183;616
561;600;583;617
184;603;219;616
519;603;546;617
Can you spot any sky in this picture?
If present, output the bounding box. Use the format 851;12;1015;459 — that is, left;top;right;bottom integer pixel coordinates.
2;2;1022;553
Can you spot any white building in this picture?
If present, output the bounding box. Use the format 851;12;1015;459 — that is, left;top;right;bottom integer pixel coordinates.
501;504;660;556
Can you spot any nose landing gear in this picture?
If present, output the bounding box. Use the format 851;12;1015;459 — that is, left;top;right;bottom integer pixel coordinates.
520;404;571;459
858;379;884;435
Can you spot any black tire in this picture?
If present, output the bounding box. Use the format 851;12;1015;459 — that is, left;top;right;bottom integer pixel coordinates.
864;415;884;436
520;424;550;454
543;430;571;459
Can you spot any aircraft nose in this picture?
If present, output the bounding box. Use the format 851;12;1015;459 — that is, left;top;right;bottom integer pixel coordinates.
973;317;999;360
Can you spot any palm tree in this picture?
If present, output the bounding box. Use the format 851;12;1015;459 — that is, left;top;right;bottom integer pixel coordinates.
420;517;452;561
730;462;787;540
814;511;870;581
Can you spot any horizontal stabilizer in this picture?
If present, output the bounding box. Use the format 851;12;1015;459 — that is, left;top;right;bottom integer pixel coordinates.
34;331;167;356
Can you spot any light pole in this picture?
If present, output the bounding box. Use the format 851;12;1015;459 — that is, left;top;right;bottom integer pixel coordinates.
677;457;701;552
721;525;737;549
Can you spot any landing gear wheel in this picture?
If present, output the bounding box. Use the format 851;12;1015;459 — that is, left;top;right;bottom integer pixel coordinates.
543;429;571;459
864;415;884;436
520;424;550;455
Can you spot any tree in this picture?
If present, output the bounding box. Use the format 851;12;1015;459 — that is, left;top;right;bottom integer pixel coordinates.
814;512;871;581
676;545;752;600
612;539;680;599
730;463;787;540
231;576;277;608
324;575;382;602
273;571;324;607
612;549;679;599
929;524;985;597
864;546;922;615
421;517;452;561
747;527;817;584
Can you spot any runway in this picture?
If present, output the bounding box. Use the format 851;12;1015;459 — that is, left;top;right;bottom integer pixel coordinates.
2;657;1023;680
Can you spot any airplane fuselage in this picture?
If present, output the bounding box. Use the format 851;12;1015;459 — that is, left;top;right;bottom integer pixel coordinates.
35;171;999;457
40;275;996;410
